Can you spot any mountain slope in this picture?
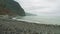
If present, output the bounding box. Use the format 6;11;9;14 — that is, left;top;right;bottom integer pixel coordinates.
0;0;25;16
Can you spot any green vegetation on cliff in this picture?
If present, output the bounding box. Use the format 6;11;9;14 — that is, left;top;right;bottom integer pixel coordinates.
0;0;25;16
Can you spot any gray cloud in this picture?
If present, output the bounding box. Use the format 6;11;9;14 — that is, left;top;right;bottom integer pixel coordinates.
15;0;60;16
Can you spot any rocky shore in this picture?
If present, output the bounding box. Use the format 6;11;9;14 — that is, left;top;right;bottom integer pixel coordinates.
0;18;60;34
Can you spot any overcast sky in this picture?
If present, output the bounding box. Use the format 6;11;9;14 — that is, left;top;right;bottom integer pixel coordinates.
15;0;60;16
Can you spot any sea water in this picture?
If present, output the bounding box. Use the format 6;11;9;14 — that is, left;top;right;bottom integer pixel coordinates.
14;0;60;25
13;15;60;25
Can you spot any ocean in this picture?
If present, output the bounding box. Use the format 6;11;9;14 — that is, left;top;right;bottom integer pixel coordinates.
13;16;60;25
14;0;60;25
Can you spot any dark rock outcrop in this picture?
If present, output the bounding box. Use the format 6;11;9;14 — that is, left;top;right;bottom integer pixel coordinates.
0;0;25;16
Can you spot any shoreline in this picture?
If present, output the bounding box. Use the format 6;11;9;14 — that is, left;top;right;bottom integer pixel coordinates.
0;18;60;34
12;18;60;25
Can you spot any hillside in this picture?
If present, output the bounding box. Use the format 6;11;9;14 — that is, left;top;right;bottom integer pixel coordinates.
0;0;25;16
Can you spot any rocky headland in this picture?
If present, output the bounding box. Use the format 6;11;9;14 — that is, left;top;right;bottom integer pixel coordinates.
0;0;25;16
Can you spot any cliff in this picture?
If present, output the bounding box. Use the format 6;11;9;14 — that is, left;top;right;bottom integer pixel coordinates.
0;0;25;16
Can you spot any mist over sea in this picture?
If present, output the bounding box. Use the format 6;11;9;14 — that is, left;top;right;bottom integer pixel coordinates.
14;0;60;25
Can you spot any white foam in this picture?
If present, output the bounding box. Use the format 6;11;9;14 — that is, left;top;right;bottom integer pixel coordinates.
12;17;40;23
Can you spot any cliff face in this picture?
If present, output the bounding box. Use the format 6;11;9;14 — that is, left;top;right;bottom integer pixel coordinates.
0;0;25;16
